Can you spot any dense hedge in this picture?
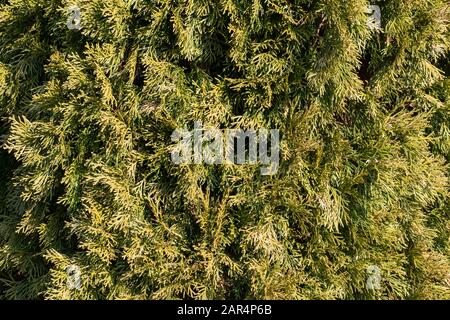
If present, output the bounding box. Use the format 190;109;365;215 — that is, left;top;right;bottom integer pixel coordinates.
0;0;449;299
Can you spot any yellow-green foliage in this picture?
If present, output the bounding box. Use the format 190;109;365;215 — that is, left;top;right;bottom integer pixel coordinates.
0;0;449;299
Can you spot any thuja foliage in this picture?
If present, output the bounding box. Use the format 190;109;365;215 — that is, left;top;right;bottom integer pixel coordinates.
0;0;449;300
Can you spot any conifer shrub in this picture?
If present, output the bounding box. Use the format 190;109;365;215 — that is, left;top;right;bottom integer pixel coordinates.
0;0;449;299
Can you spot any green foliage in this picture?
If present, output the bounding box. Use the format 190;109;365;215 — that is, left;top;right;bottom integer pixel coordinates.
0;0;449;299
